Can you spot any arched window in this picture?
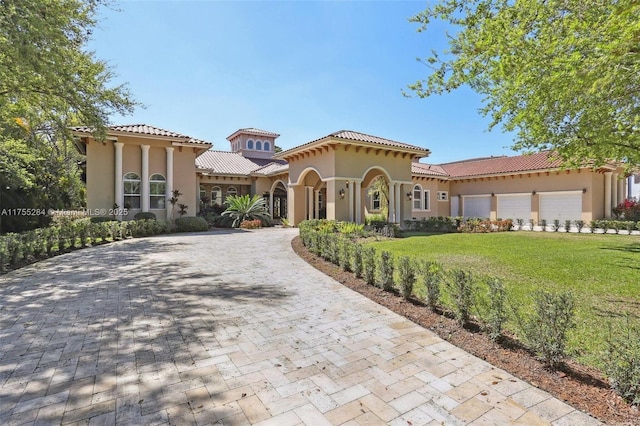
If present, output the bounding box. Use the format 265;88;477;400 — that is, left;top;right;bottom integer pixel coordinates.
413;185;423;210
199;185;207;206
247;139;254;149
211;186;222;206
263;141;270;151
149;174;166;209
256;140;262;150
371;191;381;211
226;187;237;203
123;173;141;209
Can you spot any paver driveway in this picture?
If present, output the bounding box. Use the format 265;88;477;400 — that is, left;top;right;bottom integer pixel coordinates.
0;228;601;425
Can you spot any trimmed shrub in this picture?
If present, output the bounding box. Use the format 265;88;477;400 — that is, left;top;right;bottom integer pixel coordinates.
458;218;513;233
564;220;572;233
446;269;475;325
89;216;114;223
174;216;209;233
134;212;156;221
378;251;395;291
403;216;458;233
351;243;363;278
521;290;575;368
575;220;585;233
605;317;640;405
339;238;353;272
240;219;262;229
420;261;442;312
362;246;376;286
478;277;508;341
397;256;415;300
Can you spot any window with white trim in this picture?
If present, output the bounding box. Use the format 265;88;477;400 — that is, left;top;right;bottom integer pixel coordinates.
247;139;254;149
199;185;206;206
256;140;262;150
372;191;381;211
211;186;222;206
413;185;423;210
423;190;431;211
437;191;449;201
263;141;270;151
149;174;166;209
226;186;237;202
123;172;141;209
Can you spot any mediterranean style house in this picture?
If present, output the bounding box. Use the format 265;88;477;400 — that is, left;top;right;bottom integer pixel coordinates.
73;125;628;226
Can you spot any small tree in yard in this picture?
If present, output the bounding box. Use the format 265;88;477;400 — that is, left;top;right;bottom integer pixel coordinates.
378;251;395;291
222;194;271;228
397;256;416;300
420;261;442;312
522;290;575;369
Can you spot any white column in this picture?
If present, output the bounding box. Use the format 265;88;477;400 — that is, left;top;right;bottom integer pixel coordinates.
604;172;613;218
307;187;314;220
355;181;362;224
395;183;402;224
314;190;320;219
388;182;396;222
348;180;354;222
165;147;174;219
114;142;124;220
269;191;274;216
617;176;625;205
612;172;619;209
141;145;150;212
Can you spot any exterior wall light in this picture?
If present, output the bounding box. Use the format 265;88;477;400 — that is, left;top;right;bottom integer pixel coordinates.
406;192;412;200
339;188;345;199
583;188;587;193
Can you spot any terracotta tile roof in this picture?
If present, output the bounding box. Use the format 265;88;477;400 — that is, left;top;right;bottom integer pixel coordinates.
330;130;426;151
412;162;449;178
440;151;564;178
196;151;286;175
277;130;429;158
226;128;280;140
252;162;289;176
72;124;212;145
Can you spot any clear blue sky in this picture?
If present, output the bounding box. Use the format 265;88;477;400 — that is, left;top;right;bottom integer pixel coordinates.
89;0;519;164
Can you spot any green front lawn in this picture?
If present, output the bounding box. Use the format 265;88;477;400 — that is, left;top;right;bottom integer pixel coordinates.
369;232;640;369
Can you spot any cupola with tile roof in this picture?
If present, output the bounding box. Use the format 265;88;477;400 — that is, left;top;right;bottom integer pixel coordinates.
226;128;280;160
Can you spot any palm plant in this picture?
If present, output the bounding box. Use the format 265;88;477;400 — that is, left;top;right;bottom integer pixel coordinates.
222;194;272;228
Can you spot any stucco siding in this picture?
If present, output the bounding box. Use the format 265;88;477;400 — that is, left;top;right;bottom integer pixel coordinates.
86;140;115;212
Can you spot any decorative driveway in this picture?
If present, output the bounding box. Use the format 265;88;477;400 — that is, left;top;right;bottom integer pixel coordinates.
0;228;600;425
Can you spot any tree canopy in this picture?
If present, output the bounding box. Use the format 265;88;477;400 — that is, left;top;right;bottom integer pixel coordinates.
409;0;640;168
0;0;137;232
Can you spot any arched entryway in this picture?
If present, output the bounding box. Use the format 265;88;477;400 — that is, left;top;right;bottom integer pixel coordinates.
288;167;326;224
361;166;403;223
268;180;288;219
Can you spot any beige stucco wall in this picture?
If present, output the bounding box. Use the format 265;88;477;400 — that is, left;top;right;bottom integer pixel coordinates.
85;140;115;214
286;143;419;224
409;179;451;219
84;135;202;220
173;148;198;218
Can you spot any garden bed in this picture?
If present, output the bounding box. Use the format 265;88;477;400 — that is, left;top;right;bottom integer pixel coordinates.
291;236;639;425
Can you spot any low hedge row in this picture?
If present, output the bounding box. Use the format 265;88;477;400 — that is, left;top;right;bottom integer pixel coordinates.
298;219;640;405
0;217;170;271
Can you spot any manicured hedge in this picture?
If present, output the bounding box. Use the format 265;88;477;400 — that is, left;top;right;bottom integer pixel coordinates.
174;216;209;233
134;212;156;221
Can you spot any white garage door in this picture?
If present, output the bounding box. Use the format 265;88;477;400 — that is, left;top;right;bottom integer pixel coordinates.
450;196;459;217
539;193;582;222
462;196;491;218
497;195;531;221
